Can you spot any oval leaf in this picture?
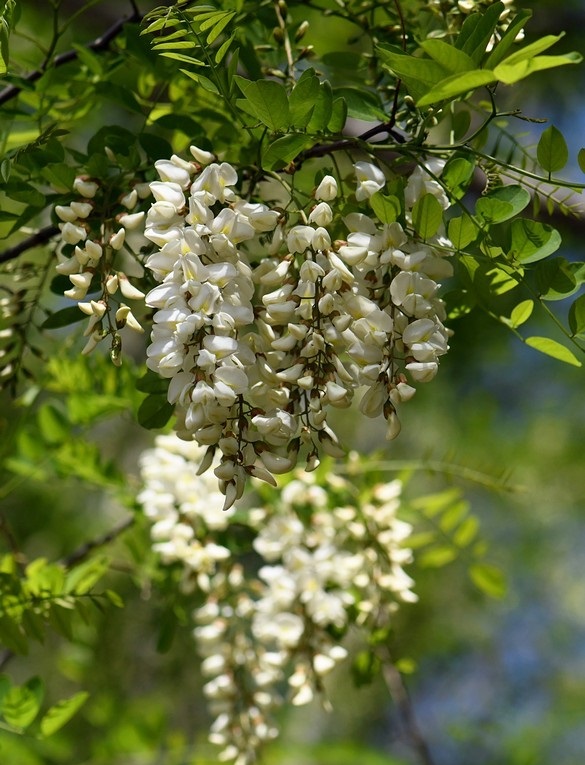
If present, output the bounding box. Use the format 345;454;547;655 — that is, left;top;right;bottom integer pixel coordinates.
40;691;89;738
412;193;443;239
476;185;530;224
510;219;561;264
525;336;582;367
1;677;44;729
137;394;174;429
509;299;534;328
537;125;569;173
569;294;585;338
469;562;507;599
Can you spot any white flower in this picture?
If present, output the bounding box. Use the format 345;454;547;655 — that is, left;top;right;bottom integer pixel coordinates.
354;161;385;201
315;175;338;201
73;177;99;198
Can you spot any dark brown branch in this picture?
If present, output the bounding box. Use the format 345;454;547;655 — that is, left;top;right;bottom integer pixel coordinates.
62;515;135;568
0;7;143;107
0;225;59;265
382;653;436;765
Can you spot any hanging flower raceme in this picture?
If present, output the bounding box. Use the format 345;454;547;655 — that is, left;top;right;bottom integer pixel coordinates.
143;149;452;505
138;434;416;765
53;163;150;365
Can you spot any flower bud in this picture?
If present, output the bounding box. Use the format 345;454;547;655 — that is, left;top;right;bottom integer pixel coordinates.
315;175;338;201
73;177;99;199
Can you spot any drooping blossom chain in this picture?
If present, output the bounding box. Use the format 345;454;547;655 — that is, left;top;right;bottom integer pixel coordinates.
54;171;150;364
143;149;452;507
138;434;417;765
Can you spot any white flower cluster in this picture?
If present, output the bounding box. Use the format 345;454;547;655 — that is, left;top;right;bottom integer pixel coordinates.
54;174;149;364
144;149;451;506
138;434;416;765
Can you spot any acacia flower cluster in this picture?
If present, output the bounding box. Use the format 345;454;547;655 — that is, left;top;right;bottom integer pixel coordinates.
54;172;149;364
143;148;452;506
138;434;416;765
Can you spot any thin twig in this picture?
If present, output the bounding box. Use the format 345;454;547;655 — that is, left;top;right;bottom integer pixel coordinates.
274;0;295;82
62;515;135;568
0;7;143;107
381;652;436;765
0;225;59;265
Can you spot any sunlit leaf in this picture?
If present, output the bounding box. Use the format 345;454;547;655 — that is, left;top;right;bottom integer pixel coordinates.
411;193;443;239
510;219;561;264
507;299;534;328
234;77;290;131
1;677;44;729
370;193;401;224
448;215;478;249
39;691;89;737
476;185;530;224
469;562;507;598
525;336;581;366
568;294;585;338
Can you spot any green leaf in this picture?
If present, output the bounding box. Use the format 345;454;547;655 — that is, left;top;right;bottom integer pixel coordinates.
0;615;28;654
445;288;476;319
204;11;235;45
485;265;519;295
262;134;311;171
420;39;475;74
569;294;585;338
306;81;333;132
369;193;401;224
442;156;475;199
289;69;321;128
159;51;205;65
475;185;530;224
507;299;534;328
39;691;89;738
497;33;566;68
419;546;457;567
40;306;87;330
469;562;507;598
65;556;110;595
537;125;569;174
578;148;585;174
494;52;582;85
178;69;219;94
525;336;581;367
376;45;448;103
510;219;561;264
451;108;471;141
1;677;44;729
456;2;504;64
411;193;443;239
136;369;169;394
41;163;76;193
234;77;290;131
484;9;533;69
0;157;11;183
328;97;347;133
448;215;478;249
453;516;479;547
137;394;174;430
104;589;124;608
536;258;578;301
417;69;496;107
215;32;235;64
37;403;69;445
